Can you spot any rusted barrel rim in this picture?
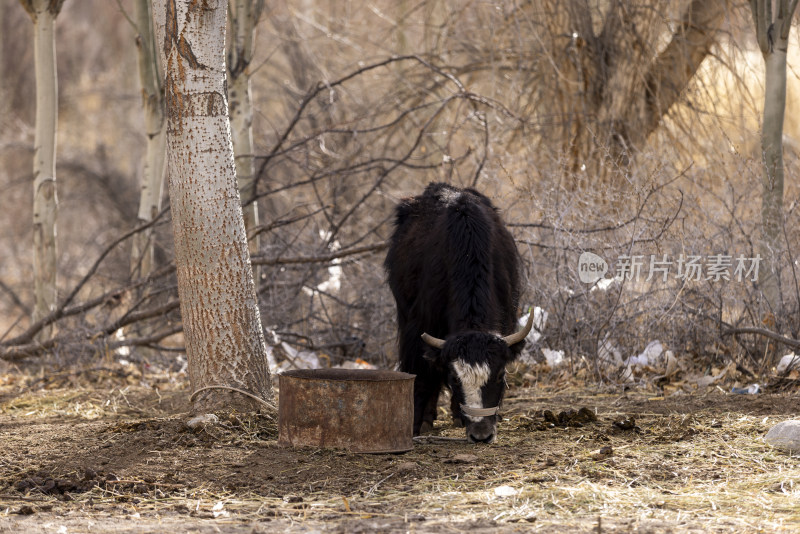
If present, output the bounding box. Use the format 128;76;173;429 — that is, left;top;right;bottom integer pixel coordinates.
280;369;414;381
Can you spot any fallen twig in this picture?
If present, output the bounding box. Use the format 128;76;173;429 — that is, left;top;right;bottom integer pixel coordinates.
412;435;469;444
721;327;800;350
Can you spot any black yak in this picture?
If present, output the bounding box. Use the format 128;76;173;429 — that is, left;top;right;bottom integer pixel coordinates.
385;183;532;443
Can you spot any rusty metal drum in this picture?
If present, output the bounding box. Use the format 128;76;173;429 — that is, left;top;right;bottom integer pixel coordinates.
278;368;415;453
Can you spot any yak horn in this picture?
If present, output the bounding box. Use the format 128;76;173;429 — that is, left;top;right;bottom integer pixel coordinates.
501;308;535;346
422;308;535;348
421;332;446;349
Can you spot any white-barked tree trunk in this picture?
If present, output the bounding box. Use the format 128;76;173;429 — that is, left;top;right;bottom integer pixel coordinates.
131;0;167;279
228;0;262;274
152;0;272;411
20;0;65;340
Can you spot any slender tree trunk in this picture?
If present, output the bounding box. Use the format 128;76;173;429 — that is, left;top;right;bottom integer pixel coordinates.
131;0;166;279
20;0;65;339
760;50;787;319
228;0;262;282
0;8;6;119
152;0;272;411
749;0;797;332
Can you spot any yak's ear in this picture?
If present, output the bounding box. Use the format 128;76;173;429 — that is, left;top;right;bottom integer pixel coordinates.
504;345;522;363
422;342;453;365
421;332;447;363
422;348;439;362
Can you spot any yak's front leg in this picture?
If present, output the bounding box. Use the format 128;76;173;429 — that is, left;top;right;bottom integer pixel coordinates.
413;376;442;435
450;391;464;428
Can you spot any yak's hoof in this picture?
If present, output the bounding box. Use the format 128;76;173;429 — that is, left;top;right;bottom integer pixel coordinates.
419;421;434;435
452;417;464;428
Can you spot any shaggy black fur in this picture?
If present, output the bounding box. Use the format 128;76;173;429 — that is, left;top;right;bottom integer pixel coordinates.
385;183;524;438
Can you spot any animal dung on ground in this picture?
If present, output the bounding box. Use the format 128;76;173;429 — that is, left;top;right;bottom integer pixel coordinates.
278;368;415;453
444;454;479;464
537;407;598;429
612;416;640;432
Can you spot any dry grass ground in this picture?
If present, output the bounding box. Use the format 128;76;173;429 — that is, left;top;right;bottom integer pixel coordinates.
1;366;800;533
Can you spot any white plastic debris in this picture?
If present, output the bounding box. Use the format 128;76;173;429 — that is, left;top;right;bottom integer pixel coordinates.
493;485;520;497
279;341;321;370
765;420;800;452
598;333;623;366
186;413;219;430
541;348;565;368
266;344;280;374
591;277;616;292
517;348;538;366
212;501;229;518
621;341;679;381
303;230;343;296
518;307;548;345
692;361;737;388
114;328;131;358
335;359;377;370
731;384;761;395
627;340;663;367
621;340;662;381
777;353;800;374
176;355;188;374
267;341;323;374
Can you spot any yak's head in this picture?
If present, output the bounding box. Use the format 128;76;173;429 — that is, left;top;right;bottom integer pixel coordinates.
422;313;533;444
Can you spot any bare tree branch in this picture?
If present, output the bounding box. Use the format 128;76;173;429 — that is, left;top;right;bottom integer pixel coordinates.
722;327;800;350
251;242;388;266
0;299;180;362
0;279;30;316
643;0;730;142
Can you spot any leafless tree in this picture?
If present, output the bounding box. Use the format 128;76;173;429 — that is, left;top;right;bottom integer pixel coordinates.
130;0;166;279
18;0;66;339
440;1;732;192
228;0;264;272
749;0;798;337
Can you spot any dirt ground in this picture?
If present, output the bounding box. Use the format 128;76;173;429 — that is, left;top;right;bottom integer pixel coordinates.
1;365;800;533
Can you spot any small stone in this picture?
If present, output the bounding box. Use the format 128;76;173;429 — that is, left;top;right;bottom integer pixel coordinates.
394;461;417;472
590;446;613;460
765;420;800;452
